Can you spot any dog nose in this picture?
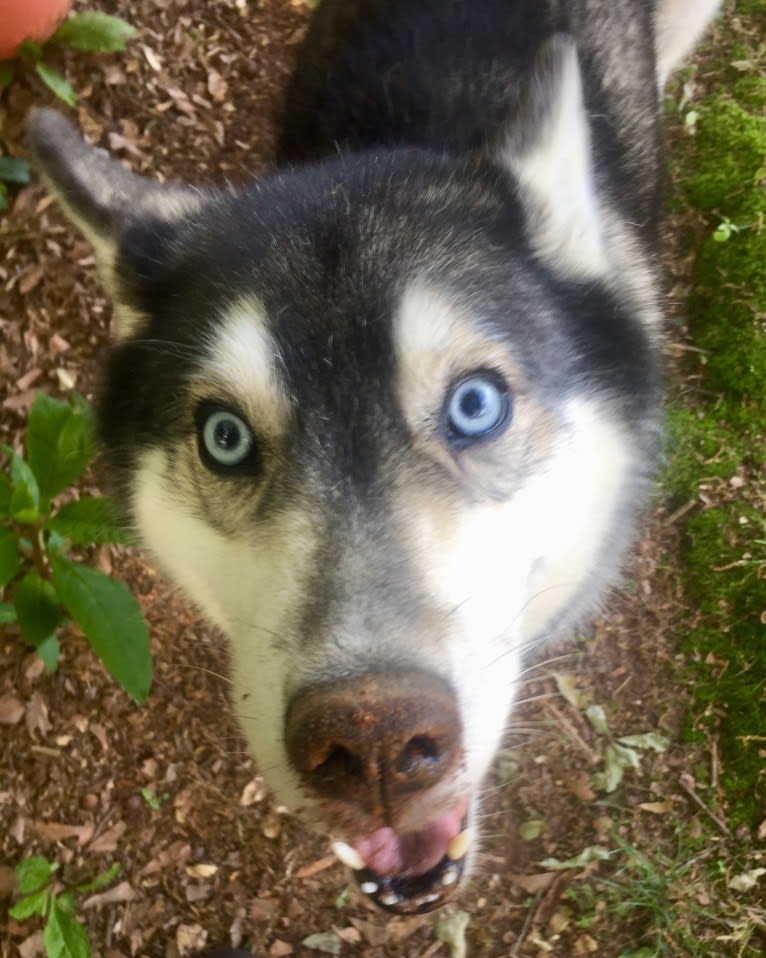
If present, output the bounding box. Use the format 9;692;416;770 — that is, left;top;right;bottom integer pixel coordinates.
285;671;462;812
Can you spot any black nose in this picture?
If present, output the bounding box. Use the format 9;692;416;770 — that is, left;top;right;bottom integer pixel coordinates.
284;671;462;817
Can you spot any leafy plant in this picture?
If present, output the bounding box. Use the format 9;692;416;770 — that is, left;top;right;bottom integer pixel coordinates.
1;391;152;702
0;155;31;212
10;854;121;958
0;12;135;106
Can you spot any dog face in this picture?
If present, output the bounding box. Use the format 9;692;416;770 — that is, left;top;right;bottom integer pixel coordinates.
28;30;662;913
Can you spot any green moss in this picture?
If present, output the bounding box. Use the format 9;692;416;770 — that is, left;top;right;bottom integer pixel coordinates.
681;503;766;825
663;406;745;504
666;0;766;828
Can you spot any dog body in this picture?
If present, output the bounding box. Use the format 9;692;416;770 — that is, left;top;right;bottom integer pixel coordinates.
30;0;720;915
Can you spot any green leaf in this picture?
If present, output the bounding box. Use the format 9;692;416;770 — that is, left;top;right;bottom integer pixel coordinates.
518;819;545;841
18;40;44;62
47;497;131;546
617;732;670;753
2;445;41;522
44;898;91;958
0;157;31;185
10;889;49;920
51;557;152;703
35;63;77;107
0;527;20;587
540;845;611;871
0;61;14;92
0;183;7;213
74;862;120;895
435;910;471;958
140;787;160;810
15;573;63;648
301;932;343;955
584;703;610;736
0;602;18;624
52;13;136;53
16;856;57;895
0;473;12;515
36;632;61;672
27;393;96;508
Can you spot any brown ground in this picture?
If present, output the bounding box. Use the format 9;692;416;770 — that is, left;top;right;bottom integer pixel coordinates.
0;2;762;957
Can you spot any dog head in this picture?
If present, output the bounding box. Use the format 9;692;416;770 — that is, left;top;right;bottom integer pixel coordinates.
28;36;659;914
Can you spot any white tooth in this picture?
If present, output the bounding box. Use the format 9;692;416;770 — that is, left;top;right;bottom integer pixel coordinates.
359;881;378;895
416;893;441;906
331;841;365;871
380;891;400;907
441;865;460;885
446;828;474;861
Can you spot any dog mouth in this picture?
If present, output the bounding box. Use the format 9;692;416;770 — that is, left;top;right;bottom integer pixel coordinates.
331;800;471;914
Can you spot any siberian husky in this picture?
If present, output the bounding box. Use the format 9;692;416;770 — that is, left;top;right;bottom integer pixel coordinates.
29;0;720;917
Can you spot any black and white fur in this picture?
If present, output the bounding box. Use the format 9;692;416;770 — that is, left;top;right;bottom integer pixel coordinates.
28;0;720;916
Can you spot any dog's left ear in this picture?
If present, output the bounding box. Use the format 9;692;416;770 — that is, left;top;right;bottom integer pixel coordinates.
27;109;204;337
495;34;608;281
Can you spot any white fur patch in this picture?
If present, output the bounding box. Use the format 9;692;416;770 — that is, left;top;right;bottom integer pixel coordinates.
402;397;632;784
196;297;290;434
655;0;722;88
133;447;319;812
501;40;609;280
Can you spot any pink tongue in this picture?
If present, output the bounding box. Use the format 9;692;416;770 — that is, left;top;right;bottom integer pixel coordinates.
353;802;467;878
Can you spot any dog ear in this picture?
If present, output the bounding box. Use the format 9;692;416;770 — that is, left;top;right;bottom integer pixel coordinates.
27;109;203;336
496;34;608;281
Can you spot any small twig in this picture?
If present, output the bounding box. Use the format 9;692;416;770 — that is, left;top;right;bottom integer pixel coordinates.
663;499;697;526
678;773;732;837
510;890;541;957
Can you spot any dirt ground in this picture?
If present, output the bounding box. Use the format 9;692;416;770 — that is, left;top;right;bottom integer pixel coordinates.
1;2;763;957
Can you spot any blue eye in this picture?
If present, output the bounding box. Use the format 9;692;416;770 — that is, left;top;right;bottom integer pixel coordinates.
445;373;511;442
201;409;254;468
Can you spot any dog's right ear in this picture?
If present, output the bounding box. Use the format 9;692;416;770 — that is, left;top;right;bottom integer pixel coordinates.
494;34;608;282
27;109;204;337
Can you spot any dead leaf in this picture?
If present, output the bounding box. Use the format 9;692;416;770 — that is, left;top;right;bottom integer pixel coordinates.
141;840;191;875
48;333;70;357
332;925;362;944
0;864;17;897
141;45;162;72
510;872;558;894
207;70;228;102
295;854;337;879
18;931;45;958
176;923;207;956
638;798;675;815
348;917;389;947
554;673;592;710
261;810;282;839
19;266;44;295
0;695;25;725
240;777;267;806
186;863;218;879
562;771;596;802
82;881;135;909
269;940;294;957
25;691;51;739
16;367;42;391
89;820;127;853
2;389;37;412
108;132;144;159
34;821;95;845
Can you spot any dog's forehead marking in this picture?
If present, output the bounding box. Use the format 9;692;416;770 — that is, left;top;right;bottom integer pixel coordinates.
195;297;290;432
394;281;517;397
